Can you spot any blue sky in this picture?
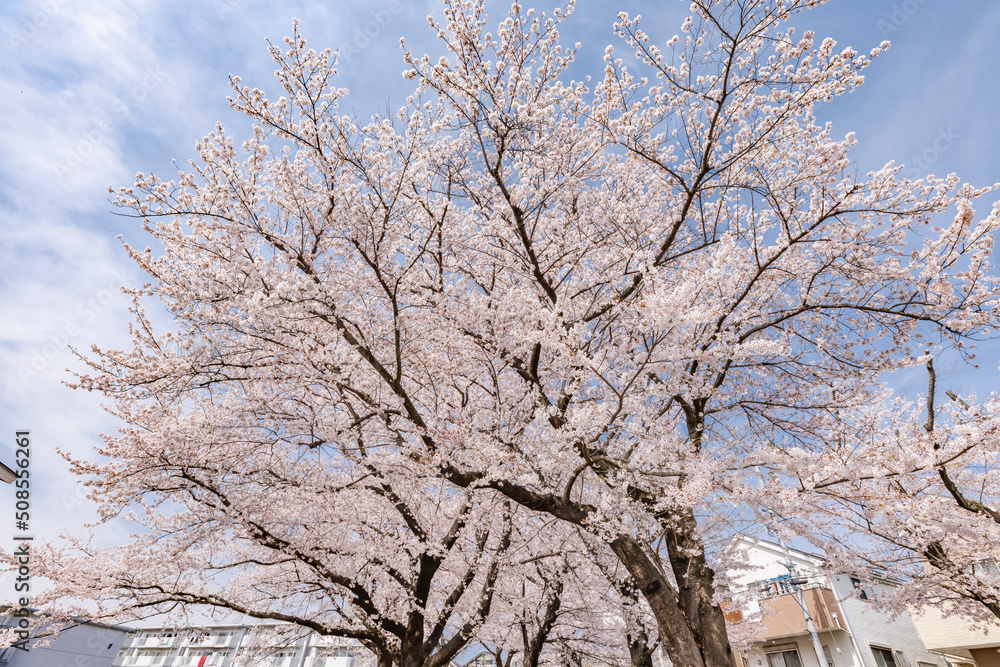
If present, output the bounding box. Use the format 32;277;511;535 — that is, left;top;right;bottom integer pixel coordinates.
0;0;998;581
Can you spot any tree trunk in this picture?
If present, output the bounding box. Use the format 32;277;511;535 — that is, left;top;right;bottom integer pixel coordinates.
610;527;732;667
664;508;733;667
376;650;395;667
398;612;425;667
521;579;562;667
398;646;422;667
396;646;424;667
626;631;654;667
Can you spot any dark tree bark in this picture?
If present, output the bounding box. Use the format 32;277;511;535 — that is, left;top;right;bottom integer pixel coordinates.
376;649;395;667
626;630;655;667
610;529;732;667
520;576;563;667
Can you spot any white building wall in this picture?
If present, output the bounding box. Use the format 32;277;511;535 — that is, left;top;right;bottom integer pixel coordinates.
828;576;947;667
742;636;822;667
729;538;826;587
0;620;131;667
114;627;374;667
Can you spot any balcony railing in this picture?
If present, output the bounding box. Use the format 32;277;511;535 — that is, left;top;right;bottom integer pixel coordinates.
747;574;826;600
187;634;235;648
127;656;169;667
724;583;846;641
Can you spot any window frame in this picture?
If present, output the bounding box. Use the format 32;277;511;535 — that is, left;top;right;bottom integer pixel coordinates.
870;646;899;667
765;646;804;667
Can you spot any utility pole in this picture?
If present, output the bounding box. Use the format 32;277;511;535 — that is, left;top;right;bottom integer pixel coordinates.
773;534;828;667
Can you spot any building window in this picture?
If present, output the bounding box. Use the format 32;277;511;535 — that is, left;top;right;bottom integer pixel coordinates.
766;649;803;667
871;647;902;667
851;577;875;600
849;577;867;600
971;559;1000;576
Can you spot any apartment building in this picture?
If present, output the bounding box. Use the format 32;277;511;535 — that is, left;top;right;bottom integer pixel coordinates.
0;612;131;667
112;625;374;667
725;536;947;667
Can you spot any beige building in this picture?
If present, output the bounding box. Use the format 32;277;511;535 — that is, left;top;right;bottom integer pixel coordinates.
909;604;1000;667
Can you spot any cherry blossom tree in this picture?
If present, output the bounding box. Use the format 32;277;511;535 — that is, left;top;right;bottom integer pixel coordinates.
478;557;579;667
32;0;1000;665
476;524;648;667
478;545;574;667
787;354;1000;626
37;455;514;667
577;534;659;667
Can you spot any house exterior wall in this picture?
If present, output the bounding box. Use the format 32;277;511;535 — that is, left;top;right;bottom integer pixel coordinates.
727;537;948;667
0;619;131;667
908;602;1000;655
729;539;826;588
970;649;1000;667
826;575;946;667
756;588;842;639
741;631;858;667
